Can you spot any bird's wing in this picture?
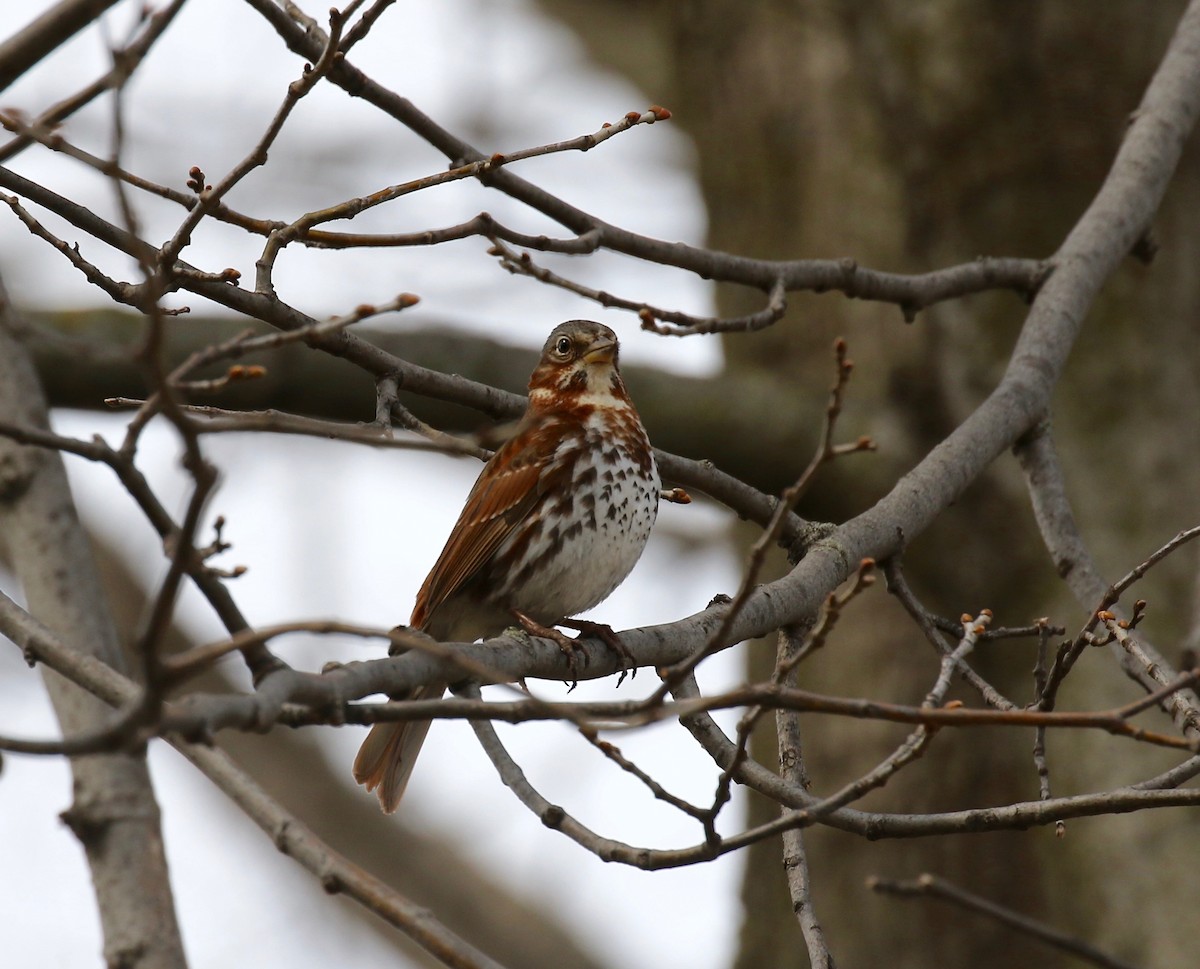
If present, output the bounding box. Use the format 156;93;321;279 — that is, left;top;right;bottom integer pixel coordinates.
410;417;555;629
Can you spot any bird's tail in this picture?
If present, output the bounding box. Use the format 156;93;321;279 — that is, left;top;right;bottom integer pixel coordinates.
352;682;446;813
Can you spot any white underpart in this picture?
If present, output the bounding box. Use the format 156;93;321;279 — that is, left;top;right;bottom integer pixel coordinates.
501;401;660;621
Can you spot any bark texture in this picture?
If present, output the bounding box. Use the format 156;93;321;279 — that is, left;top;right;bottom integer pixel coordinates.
539;2;1200;966
0;274;188;969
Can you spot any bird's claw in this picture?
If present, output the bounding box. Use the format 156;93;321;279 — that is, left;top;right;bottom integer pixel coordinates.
560;618;637;686
511;609;587;689
557;638;587;691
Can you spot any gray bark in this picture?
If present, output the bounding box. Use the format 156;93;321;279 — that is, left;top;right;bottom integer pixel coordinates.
0;273;187;969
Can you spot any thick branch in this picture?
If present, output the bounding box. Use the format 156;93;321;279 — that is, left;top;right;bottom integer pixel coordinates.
1015;421;1200;735
0;0;123;93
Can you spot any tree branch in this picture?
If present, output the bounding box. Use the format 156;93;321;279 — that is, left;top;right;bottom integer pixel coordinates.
0;271;187;969
0;0;123;93
868;874;1138;969
240;0;1048;321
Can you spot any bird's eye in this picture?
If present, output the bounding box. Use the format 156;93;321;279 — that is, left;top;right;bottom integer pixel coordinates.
555;336;572;356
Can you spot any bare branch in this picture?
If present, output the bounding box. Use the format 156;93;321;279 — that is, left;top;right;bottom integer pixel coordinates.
0;0;124;93
3;3;1200;964
883;558;1016;709
776;625;837;969
241;0;1051;323
255;107;670;291
868;874;1138;969
660;338;872;696
0;272;187;966
1016;422;1200;735
177;741;511;969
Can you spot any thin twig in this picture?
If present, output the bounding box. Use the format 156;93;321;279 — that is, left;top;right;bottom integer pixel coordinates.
776;625;838;968
104;400;482;454
490;236;790;335
161;9;348;278
868;874;1139;969
659;338;874;696
256;107;670;291
375;373;492;460
884;557;1017;710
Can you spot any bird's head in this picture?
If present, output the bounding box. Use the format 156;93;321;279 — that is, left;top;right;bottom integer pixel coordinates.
528;320;631;407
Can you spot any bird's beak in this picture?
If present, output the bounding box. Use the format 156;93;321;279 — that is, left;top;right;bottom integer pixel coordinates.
583;339;616;365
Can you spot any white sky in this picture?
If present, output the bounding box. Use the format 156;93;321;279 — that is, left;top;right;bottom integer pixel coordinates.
0;2;747;968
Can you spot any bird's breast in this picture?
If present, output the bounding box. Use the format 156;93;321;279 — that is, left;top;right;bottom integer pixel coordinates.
492;408;659;622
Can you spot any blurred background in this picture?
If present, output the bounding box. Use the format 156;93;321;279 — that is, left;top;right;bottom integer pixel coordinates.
3;1;1200;967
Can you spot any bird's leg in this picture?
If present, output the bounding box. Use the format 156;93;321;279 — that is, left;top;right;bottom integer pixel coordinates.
511;609;588;690
558;618;637;686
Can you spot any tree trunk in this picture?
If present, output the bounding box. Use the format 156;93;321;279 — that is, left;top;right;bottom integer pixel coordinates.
538;2;1200;966
0;273;188;969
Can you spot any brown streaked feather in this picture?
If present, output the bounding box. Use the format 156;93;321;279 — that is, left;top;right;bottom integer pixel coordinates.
410;416;554;629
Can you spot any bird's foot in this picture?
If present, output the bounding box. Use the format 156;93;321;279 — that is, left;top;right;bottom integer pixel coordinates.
511;609;588;691
559;618;637;686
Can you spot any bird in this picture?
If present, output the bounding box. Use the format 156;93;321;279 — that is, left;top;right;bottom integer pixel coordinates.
353;320;661;812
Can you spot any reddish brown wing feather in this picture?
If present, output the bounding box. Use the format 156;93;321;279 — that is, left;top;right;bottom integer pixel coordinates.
410;418;555;628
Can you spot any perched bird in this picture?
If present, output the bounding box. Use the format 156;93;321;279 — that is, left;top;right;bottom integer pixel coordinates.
354;320;661;812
